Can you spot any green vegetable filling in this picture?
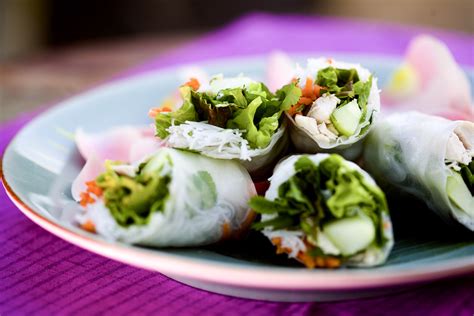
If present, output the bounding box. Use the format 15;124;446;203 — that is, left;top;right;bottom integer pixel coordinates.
316;67;373;122
447;161;474;216
460;161;474;195
96;161;171;227
155;80;301;149
250;154;389;257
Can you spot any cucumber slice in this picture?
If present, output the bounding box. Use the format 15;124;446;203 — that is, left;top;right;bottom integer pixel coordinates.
322;215;375;256
330;100;362;137
447;173;474;216
142;151;171;174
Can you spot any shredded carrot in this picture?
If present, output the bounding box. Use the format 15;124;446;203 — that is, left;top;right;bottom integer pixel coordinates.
86;180;103;197
271;237;341;269
313;85;322;98
301;78;314;97
148;105;172;118
79;192;95;207
79;180;103;207
233;210;257;239
81;220;96;233
298;97;314;106
287;77;324;117
221;222;232;240
183;77;200;91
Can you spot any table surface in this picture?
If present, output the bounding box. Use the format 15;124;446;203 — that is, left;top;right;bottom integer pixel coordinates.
1;13;473;316
0;33;198;123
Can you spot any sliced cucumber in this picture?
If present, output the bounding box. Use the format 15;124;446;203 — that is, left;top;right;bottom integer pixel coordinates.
322;215;375;256
447;173;474;217
330;100;362;137
142;151;171;174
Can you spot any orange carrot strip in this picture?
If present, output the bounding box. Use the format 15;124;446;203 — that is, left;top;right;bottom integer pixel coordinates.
221;222;231;240
313;85;322;98
288;104;303;116
301;78;314;97
183;77;200;91
148;106;172;118
86;180;103;197
79;192;95;207
81;220;96;233
299;97;314;105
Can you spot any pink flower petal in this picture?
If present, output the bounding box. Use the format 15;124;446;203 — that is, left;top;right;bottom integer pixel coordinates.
382;35;473;121
72;125;164;200
75;125;157;162
266;51;295;92
71;155;104;201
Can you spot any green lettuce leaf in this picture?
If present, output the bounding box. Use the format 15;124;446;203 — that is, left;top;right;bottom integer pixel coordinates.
315;67;373;122
460;161;474;195
353;76;372;121
276;82;302;111
96;161;171;227
250;154;389;254
317;67;339;91
188;171;217;209
154;79;301;149
155;86;199;139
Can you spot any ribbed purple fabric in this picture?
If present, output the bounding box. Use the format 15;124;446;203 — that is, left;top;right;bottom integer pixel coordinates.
1;13;473;316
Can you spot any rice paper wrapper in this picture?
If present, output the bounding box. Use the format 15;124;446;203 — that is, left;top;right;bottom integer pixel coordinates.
263;154;394;267
287;58;381;160
166;120;289;181
79;148;257;246
364;111;474;230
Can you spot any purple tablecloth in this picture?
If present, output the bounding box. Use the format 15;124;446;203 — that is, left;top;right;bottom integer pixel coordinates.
1;13;473;315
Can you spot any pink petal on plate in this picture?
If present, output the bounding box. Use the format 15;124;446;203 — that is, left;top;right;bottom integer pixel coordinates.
129;137;164;162
71;155;104;201
72;125;164;200
266;51;295;92
75;125;156;162
382;35;473;121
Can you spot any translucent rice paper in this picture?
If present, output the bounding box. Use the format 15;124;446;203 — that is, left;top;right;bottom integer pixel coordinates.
79;148;257;247
288;58;381;160
263;154;394;267
364;112;474;231
166;120;289;180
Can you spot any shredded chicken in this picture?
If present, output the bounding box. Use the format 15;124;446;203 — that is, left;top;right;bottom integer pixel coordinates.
307;94;340;123
446;129;473;170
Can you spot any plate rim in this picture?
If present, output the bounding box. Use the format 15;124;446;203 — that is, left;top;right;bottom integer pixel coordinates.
1;54;474;292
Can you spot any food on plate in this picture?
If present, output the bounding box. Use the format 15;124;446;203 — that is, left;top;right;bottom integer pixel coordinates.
285;58;381;159
150;75;301;179
382;35;473;121
364;112;474;231
75;148;257;246
249;154;393;268
71;125;162;202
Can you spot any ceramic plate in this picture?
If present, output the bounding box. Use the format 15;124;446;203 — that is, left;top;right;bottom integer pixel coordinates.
2;54;474;302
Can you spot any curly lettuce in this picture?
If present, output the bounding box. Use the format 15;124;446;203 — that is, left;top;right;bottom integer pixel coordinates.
155;79;301;149
250;154;389;257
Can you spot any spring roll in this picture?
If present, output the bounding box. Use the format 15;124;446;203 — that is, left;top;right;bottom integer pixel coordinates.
249;154;393;268
364;111;474;231
77;148;257;246
287;58;380;159
152;75;301;179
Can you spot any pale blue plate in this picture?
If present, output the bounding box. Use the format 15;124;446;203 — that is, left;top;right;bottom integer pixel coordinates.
2;54;474;302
